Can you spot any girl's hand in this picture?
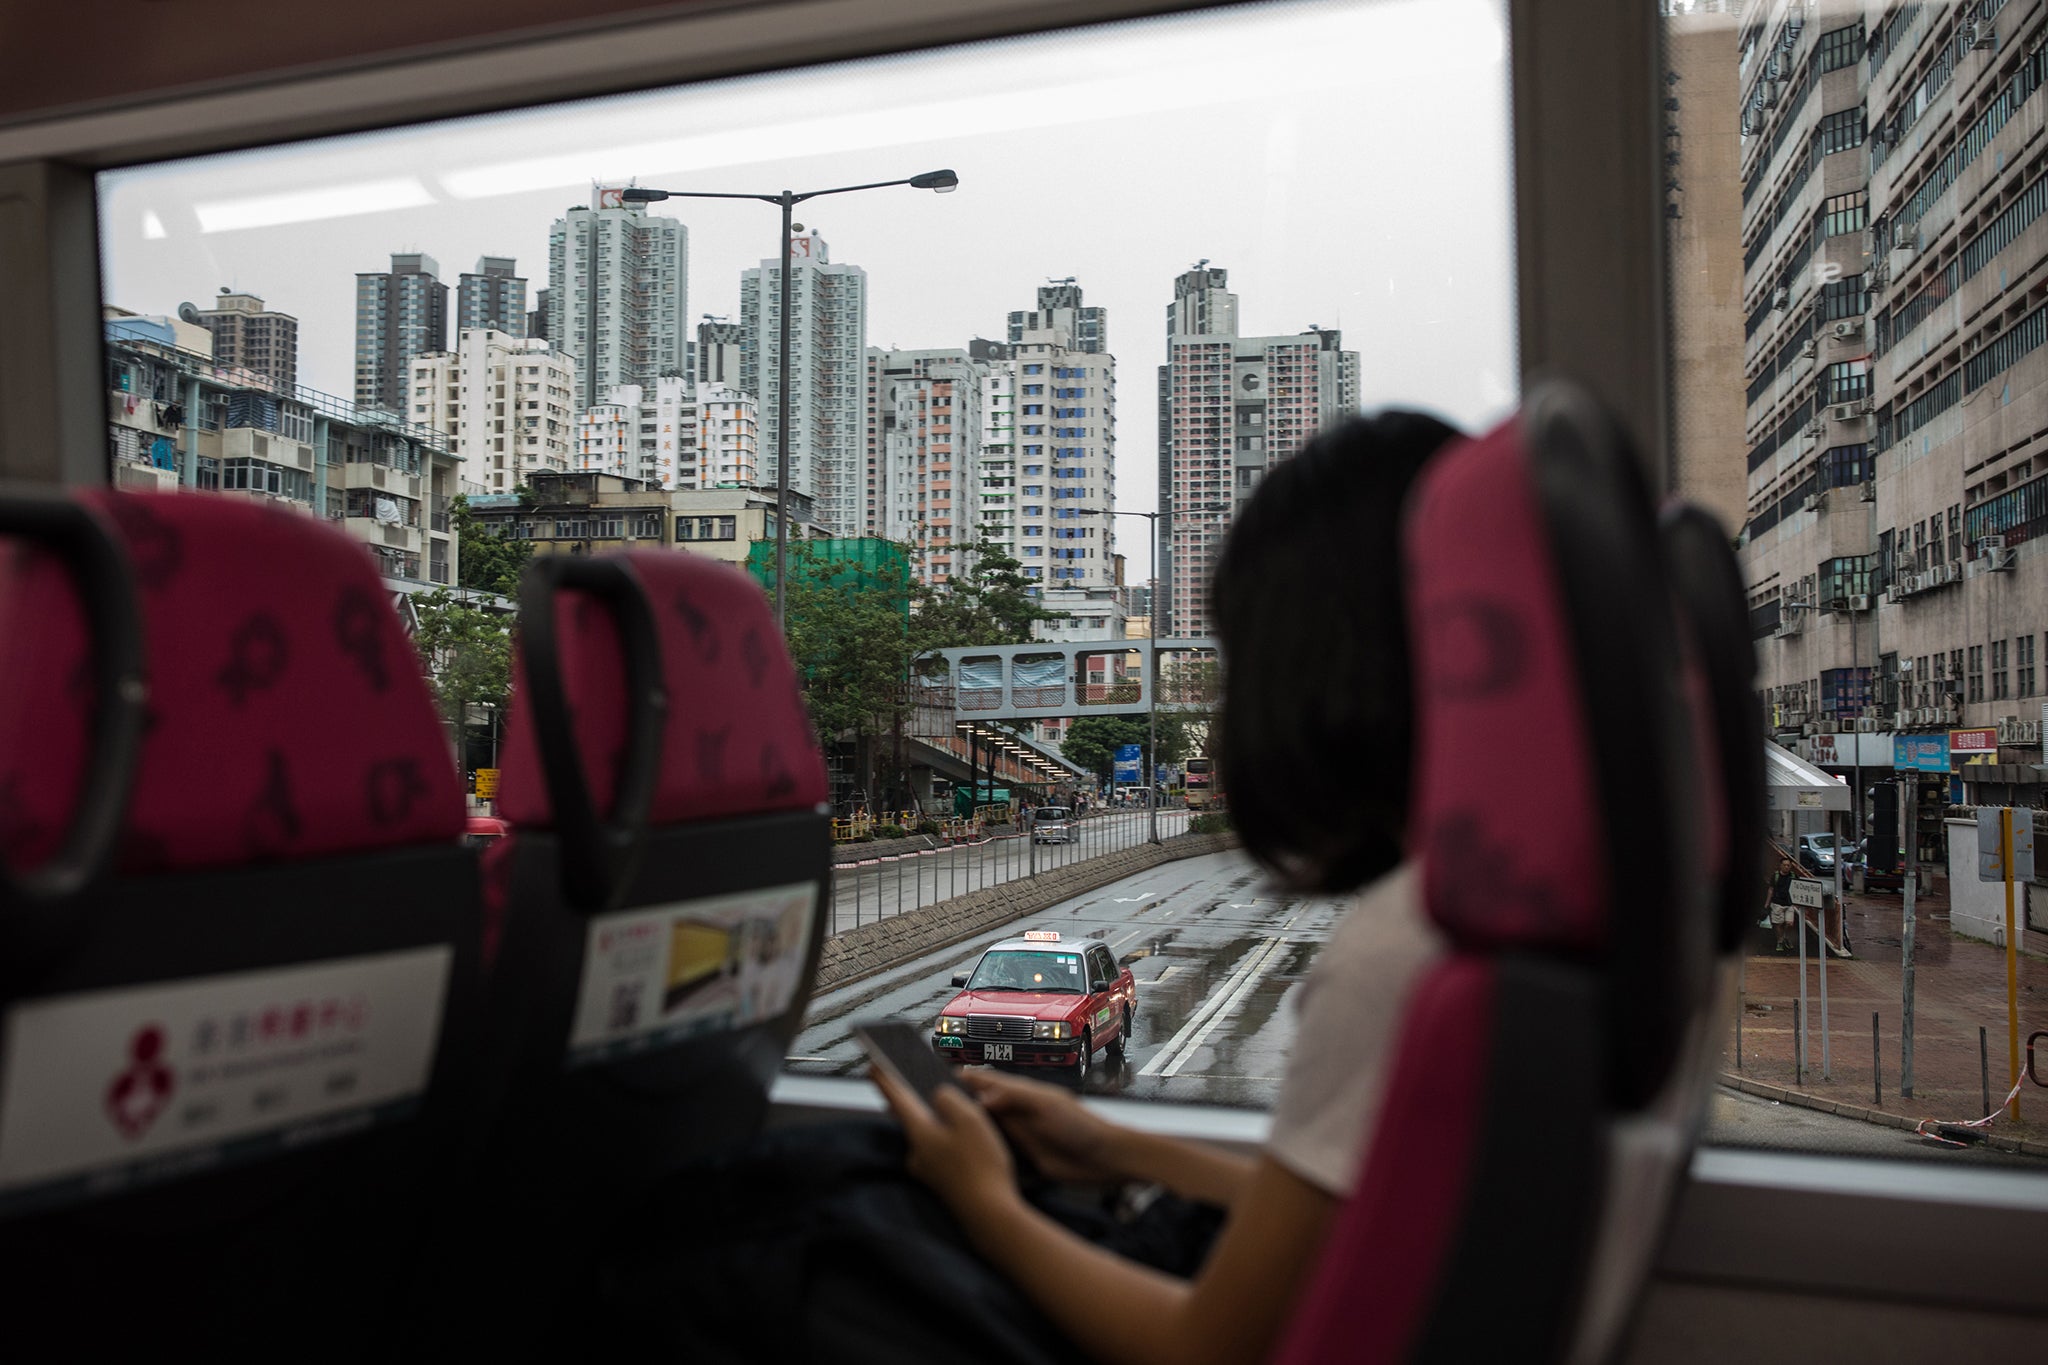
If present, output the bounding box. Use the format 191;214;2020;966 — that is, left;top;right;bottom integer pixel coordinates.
963;1069;1125;1184
872;1067;1023;1226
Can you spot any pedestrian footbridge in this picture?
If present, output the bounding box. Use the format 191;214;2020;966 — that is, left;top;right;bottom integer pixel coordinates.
914;639;1220;722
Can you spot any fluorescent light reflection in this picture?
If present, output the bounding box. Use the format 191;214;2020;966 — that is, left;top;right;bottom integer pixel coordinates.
193;177;433;233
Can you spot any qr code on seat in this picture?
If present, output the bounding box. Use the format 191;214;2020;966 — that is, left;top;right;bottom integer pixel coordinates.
609;983;641;1031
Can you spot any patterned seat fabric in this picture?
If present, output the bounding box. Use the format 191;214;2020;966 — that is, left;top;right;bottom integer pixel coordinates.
0;491;463;874
0;489;477;1354
1274;383;1710;1364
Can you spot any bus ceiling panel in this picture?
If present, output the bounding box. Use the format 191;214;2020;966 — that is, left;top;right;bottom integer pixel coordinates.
0;0;1213;168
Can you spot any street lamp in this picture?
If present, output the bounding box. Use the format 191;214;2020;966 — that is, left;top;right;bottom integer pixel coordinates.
623;171;959;629
1075;501;1227;845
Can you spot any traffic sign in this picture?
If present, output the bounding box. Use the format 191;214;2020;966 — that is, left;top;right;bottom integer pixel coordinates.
475;767;500;801
1789;878;1828;908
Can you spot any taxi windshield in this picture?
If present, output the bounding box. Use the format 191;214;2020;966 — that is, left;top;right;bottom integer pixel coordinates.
966;950;1085;994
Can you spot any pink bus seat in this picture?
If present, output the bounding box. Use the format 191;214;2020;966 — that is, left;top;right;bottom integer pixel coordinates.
0;489;482;1354
444;549;830;1351
1274;381;1715;1363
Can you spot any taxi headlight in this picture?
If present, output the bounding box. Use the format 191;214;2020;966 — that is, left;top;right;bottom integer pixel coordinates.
1033;1021;1072;1040
936;1016;966;1036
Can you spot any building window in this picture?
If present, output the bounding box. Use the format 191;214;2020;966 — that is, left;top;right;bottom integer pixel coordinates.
1825;361;1869;404
1822;443;1869;488
1821;275;1868;321
1992;638;2011;700
1814;107;1865;159
1968;644;1986;703
2019;634;2037;699
1821;191;1868;237
1815;23;1864;74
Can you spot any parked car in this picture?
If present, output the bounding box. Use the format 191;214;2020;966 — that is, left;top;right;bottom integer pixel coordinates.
1797;833;1841;876
463;815;508;850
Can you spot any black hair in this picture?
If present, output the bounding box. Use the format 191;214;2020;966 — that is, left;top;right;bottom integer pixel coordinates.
1209;410;1462;894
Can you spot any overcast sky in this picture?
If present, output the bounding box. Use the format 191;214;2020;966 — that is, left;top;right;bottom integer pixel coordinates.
98;0;1516;580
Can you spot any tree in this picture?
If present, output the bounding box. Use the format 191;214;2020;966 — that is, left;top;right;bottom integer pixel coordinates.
909;536;1064;662
410;588;514;759
453;493;532;597
780;539;917;803
1061;712;1199;786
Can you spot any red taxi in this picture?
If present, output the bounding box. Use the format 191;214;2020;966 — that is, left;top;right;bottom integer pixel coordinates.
932;931;1135;1083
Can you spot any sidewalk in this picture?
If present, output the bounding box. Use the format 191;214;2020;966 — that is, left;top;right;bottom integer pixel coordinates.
1725;881;2047;1144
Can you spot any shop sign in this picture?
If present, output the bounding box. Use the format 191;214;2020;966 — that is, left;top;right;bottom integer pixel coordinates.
1951;728;1998;755
1894;735;1951;771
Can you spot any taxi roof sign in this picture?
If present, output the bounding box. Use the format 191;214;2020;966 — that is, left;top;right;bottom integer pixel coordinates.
1021;930;1061;942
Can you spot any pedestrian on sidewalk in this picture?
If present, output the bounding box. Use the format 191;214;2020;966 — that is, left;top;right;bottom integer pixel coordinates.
1764;857;1796;952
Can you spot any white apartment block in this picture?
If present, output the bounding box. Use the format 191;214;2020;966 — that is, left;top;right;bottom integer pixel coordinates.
1007;329;1118;593
741;232;867;535
1159;264;1359;635
866;347;985;584
547;193;689;410
575;377;758;490
412;328;576;494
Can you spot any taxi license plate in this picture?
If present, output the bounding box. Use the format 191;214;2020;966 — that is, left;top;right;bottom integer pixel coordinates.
937;1036;963;1049
984;1043;1014;1062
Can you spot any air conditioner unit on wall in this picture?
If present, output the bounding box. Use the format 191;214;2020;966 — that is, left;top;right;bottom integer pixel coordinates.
1832;319;1863;339
1801;493;1821;512
1849;594;1871;611
1885;583;1906;603
1829;403;1864;422
1799;338;1818;358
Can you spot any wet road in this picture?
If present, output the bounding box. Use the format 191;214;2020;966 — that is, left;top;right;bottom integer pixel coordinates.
795;846;1339;1109
828;809;1193;935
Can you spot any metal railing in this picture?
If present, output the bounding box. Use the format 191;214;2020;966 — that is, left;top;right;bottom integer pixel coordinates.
825;806;1193;936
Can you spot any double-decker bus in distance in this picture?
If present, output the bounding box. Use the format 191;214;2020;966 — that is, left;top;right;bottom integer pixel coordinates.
4;0;2047;1359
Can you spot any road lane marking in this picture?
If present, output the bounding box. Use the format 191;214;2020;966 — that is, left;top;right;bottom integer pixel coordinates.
1159;937;1291;1078
1112;892;1155;903
1140;935;1289;1078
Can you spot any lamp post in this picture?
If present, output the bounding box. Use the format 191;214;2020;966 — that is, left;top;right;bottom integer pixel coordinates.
623;171;958;629
1076;502;1226;845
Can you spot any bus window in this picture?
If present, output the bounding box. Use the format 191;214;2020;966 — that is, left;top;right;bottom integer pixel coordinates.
91;0;1517;1120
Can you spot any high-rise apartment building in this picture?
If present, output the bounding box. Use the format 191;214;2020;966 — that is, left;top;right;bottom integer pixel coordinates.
741;232;867;534
1159;264;1358;636
1008;328;1117;592
1008;279;1107;354
354;254;448;413
698;319;744;386
1734;2;2048;769
411;328;576;493
866;347;985;582
528;288;550;343
547;193;689;410
457;256;527;338
196;288;298;393
575;377;758;490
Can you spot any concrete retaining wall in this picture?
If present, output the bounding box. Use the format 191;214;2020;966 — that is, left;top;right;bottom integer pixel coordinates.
814;831;1240;989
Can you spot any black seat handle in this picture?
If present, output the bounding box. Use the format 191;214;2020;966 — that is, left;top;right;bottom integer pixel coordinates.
0;493;148;908
516;554;667;911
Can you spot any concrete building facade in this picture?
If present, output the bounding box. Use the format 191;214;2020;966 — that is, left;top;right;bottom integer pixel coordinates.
740;232;867;535
1736;1;2048;786
355;253;449;414
104;328;459;587
456;256;527;338
697;318;744;387
575;377;758;490
195;288;298;394
1159;263;1360;635
467;470;823;568
547;195;689;410
865;346;985;584
1008;279;1107;354
412;328;576;494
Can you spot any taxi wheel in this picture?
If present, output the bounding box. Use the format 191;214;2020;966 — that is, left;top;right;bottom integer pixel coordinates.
1106;1008;1130;1062
1071;1030;1092;1085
